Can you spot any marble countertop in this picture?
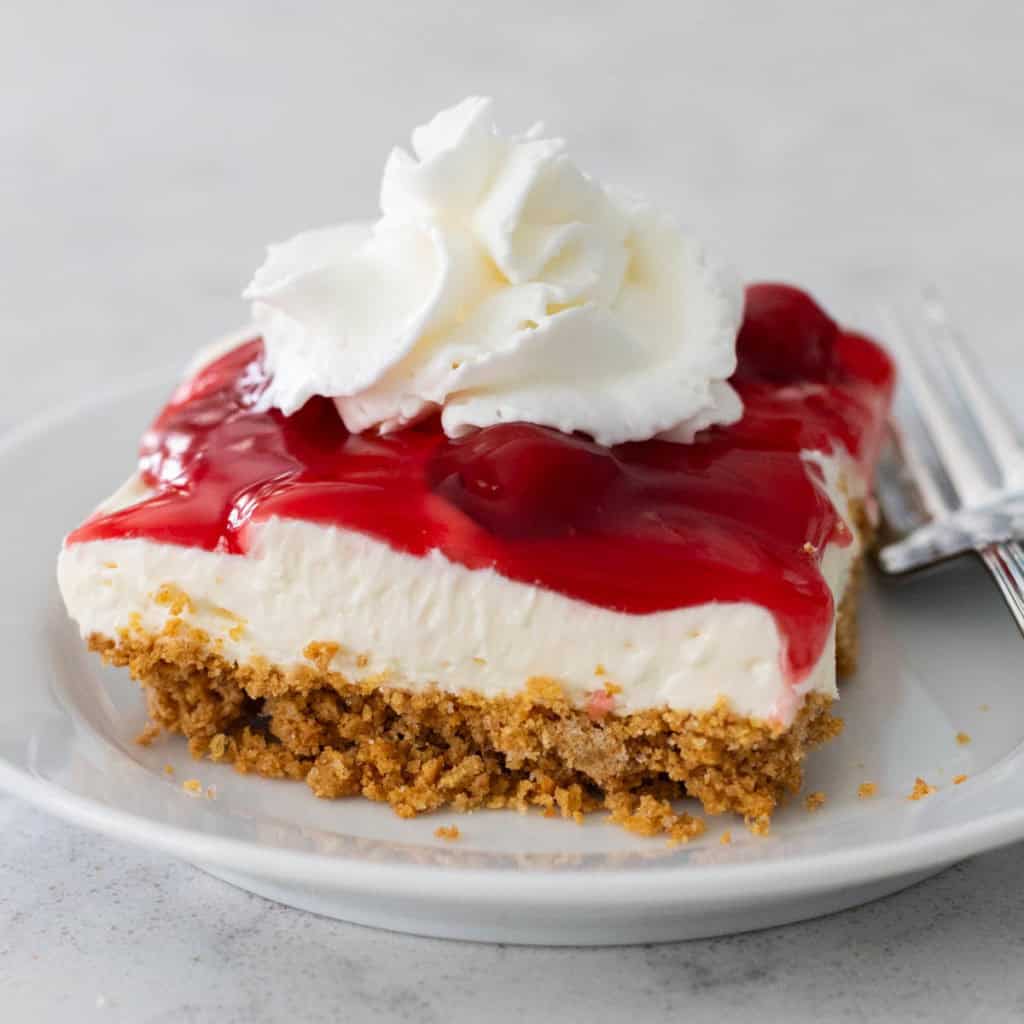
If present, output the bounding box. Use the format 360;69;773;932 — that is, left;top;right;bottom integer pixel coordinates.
4;1;1024;1020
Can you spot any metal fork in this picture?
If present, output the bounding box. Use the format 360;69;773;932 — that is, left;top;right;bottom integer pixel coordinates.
874;289;1024;635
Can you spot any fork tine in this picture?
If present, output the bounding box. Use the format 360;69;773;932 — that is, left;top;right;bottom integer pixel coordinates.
921;289;1024;489
978;543;1024;635
1004;539;1024;584
881;303;994;507
893;424;951;518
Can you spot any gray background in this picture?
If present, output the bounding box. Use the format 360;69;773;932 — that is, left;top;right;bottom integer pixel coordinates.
3;2;1024;1021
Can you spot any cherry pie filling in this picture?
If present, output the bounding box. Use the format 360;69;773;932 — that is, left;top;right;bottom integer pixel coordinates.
70;284;895;686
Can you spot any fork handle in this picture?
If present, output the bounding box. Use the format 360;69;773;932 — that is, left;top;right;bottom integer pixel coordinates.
978;541;1024;636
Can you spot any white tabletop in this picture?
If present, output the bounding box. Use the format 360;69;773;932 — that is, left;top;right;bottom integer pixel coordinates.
4;2;1024;1020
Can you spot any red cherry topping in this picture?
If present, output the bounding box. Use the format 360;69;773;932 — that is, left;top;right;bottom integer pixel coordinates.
735;283;839;383
68;284;896;685
429;424;619;538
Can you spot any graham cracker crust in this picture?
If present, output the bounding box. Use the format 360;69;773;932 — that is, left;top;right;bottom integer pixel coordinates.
85;554;862;836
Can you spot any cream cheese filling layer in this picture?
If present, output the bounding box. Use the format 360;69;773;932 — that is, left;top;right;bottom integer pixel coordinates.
58;455;861;726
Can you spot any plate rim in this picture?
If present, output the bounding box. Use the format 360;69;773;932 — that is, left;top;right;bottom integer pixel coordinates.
4;745;1024;904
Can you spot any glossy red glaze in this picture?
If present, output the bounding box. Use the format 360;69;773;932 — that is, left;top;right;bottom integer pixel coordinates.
69;285;895;681
735;282;839;383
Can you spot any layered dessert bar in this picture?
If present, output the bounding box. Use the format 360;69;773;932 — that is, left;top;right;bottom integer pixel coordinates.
59;99;894;836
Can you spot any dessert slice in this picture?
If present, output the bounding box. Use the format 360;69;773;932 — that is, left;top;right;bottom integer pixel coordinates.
58;99;894;835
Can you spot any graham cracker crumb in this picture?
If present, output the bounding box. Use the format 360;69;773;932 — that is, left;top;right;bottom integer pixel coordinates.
182;779;202;795
523;676;567;706
303;641;340;673
953;774;968;785
834;525;866;677
206;785;217;800
668;816;706;846
434;825;460;841
802;542;817;555
746;814;771;836
720;830;732;846
102;561;119;570
85;618;845;835
163;764;175;776
213;606;247;641
136;723;160;747
858;782;877;799
804;791;826;812
606;793;705;844
153;583;194;616
909;777;937;801
356;653;370;668
956;731;971;746
472;657;486;666
594;664;606;676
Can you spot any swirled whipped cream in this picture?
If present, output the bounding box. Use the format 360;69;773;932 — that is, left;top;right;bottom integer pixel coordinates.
245;97;744;446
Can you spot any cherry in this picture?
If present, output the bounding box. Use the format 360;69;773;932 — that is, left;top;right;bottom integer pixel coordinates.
735;283;839;383
428;423;620;538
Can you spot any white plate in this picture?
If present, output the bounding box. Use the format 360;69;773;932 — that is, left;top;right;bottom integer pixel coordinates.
3;371;1024;946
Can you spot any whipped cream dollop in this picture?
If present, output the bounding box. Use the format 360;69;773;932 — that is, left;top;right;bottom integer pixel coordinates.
245;97;744;446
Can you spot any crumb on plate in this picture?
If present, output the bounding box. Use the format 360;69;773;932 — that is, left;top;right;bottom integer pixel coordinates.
605;793;706;846
434;825;460;841
908;777;937;801
136;723;160;747
858;782;877;799
746;815;770;837
804;791;826;812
